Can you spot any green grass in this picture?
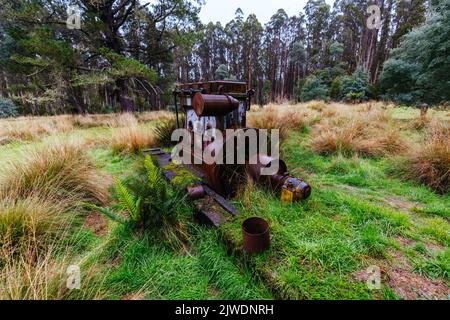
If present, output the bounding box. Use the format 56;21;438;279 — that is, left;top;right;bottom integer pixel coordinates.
1;107;448;300
213;129;449;299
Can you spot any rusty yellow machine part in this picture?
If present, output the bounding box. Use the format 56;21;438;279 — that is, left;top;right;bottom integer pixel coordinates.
281;177;310;203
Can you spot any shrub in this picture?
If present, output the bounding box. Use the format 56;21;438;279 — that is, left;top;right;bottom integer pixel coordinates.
340;66;370;102
300;76;329;102
0;97;18;118
330;76;341;100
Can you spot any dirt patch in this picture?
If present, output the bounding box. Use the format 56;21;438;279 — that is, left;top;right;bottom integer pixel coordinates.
122;292;146;300
425;241;445;252
84;211;108;236
384;196;423;213
396;236;445;253
353;250;449;300
396;236;415;248
387;267;449;300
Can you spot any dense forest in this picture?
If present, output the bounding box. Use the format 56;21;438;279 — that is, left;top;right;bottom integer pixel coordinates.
0;0;449;115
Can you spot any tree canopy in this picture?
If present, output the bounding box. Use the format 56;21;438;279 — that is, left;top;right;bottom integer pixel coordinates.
0;0;446;115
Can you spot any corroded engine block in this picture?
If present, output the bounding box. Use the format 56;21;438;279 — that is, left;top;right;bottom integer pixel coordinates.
173;81;311;202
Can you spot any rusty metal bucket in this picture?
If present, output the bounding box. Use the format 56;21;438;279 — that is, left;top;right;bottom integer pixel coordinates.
242;217;270;254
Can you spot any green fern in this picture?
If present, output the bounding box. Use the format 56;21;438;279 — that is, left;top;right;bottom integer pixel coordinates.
115;178;140;220
86;156;180;229
85;203;127;224
144;155;165;201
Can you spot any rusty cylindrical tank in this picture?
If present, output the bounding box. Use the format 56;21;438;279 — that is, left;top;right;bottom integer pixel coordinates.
242;217;271;254
193;92;240;116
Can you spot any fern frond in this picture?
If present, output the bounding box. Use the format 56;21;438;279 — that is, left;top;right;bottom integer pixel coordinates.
114;178;138;219
145;155;165;201
85;203;127;224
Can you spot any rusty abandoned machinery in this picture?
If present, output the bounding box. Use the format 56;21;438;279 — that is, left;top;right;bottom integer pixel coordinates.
169;80;311;203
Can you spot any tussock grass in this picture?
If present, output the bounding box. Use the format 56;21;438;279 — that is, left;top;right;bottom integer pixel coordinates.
0;111;175;145
398;121;450;194
136;111;175;123
248;104;310;142
109;119;156;154
0;139;110;300
0;139;110;253
0;139;110;204
310;107;407;157
248;104;309;130
0;242;105;300
0;195;71;250
0;245;66;300
0;115;74;142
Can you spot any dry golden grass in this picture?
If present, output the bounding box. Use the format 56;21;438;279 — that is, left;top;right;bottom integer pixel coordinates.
310;104;407;157
0;111;175;144
109;119;156;154
0;242;105;300
248;103;310;141
0;244;66;300
0;139;110;204
399;121;450;194
0;115;74;143
0;195;71;251
136;111;175;123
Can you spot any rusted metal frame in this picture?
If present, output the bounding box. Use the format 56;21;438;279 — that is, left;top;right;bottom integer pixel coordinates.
147;149;239;227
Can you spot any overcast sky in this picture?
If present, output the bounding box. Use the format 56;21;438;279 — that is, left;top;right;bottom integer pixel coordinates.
198;0;335;25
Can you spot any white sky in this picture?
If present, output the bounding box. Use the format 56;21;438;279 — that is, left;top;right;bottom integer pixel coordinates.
198;0;335;25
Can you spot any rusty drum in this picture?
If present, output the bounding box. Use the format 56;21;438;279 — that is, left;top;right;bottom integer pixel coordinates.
242;217;271;254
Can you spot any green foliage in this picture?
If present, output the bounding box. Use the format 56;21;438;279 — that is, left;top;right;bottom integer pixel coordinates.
413;249;450;280
300;76;329;101
153;117;181;147
329;42;343;63
214;64;230;80
380;0;450;105
330;76;341;100
0;97;18;118
99;48;157;83
340;66;370;101
380;59;421;105
115;177;142;222
89;156;183;229
262;79;271;105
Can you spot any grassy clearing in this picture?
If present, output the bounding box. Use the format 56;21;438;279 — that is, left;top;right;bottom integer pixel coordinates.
0;102;448;300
